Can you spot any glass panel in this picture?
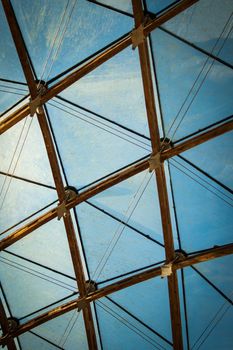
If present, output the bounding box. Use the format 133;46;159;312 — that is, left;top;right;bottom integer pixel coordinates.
195;255;233;300
59;46;150;138
7;217;76;279
0;251;72;319
95;279;172;349
181;131;233;190
95;0;132;14
0;88;28;115
109;277;172;342
19;332;55;350
89;171;163;244
168;157;233;252
150;28;233;141
182;266;233;350
77;200;165;283
0;117;55;185
11;0;133;81
163;0;233;64
0;2;25;82
32;309;88;350
0;175;57;237
47;100;150;188
146;0;178;14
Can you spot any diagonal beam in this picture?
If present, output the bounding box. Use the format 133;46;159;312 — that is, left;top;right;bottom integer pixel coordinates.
2;1;97;348
1;243;232;344
132;1;184;348
0;0;198;135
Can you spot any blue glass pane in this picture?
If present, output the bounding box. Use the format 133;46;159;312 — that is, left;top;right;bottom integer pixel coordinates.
8;217;77;279
163;0;233;64
169;158;233;252
183;266;233;349
77;200;165;283
0;89;27;115
19;332;55;350
11;0;132;81
89;171;163;243
108;277;172;342
195;255;233;300
96;0;132;14
59;46;150;137
0;117;55;185
182;131;233;189
146;0;177;14
0;175;57;237
32;309;88;350
47;102;149;188
0;251;71;319
0;3;25;82
151;28;233;141
96;295;172;350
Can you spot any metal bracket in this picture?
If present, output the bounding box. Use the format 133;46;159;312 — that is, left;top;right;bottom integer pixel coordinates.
57;187;78;220
57;202;68;220
29;95;42;116
132;24;145;49
149;153;161;172
77;299;86;312
161;263;173;278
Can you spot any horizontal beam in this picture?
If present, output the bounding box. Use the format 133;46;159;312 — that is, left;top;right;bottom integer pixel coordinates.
1;242;232;343
0;0;198;135
162;119;233;160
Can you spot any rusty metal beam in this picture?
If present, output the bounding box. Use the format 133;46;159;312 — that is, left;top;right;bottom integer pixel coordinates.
1;242;232;345
2;1;97;348
0;0;198;135
0;300;17;350
132;1;184;348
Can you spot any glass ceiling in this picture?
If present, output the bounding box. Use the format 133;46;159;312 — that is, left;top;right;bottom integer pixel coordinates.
0;0;232;349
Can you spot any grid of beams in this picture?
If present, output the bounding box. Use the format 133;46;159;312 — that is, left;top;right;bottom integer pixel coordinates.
0;0;232;349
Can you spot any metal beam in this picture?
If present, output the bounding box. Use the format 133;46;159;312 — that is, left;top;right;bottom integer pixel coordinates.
0;0;198;135
2;1;97;348
132;1;184;348
1;243;232;344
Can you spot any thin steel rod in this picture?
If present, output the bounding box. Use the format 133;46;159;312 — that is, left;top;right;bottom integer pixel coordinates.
159;27;233;71
55;95;151;141
178;155;233;195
